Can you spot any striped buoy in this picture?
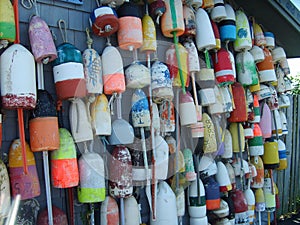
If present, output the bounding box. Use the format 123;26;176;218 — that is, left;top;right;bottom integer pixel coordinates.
253;22;266;47
248;123;264;156
210;0;226;22
219;4;236;42
257;48;277;83
251;156;264;188
277;139;287;170
264;32;275;49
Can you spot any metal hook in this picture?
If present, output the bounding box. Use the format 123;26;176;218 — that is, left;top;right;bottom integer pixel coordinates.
58;19;67;43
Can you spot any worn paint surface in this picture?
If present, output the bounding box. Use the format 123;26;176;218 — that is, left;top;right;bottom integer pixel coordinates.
37;205;68;225
118;17;143;50
100;196;119;225
0;159;11;218
125;62;150;89
131;89;151;128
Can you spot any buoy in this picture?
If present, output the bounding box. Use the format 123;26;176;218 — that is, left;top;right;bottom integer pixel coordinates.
199;155;217;178
280;58;291;76
263;170;276;212
248;124;264;156
149;0;166;25
160;0;184;38
150;181;178;225
268;85;279;111
37;205;68;225
155;135;169;180
0;159;11;218
179;91;197;126
249;45;265;63
259;102;272;139
251;156;264;188
271;46;286;63
77;152;106;203
211;20;221;50
195;61;215;88
195;8;216;51
279;110;288;135
276;139;287;170
202;0;214;9
235;51;259;87
203;113;217;153
190;216;208;225
210;0;226;22
253;22;266;47
229;123;245;153
257;48;277;83
51;128;79;188
9;139;40;200
199;88;216;106
29;90;59;152
225;162;236;189
244;187;255;224
257;84;272;101
160;101;175;134
102;45;126;95
82;28;103;95
69;98;93;143
228;82;248;123
52;20;86;100
1;44;36;109
219;4;236;42
91;94;111;136
216;161;232;192
263;139;279;169
151;59;174;103
165;43;189;87
0;0;15;47
221;129;233;159
141;13;157;53
208;85;225;115
28;15;57;63
271;109;282;137
124;196;140;225
232;189;249;225
220;86;233;113
125;61;150;89
203;176;220;210
275;66;286;94
212;199;230;219
234;10;252;52
264;32;275;49
109;146;133;198
183;5;196;37
255;188;265;225
183;148;196;181
89;6;119;37
100;196;119;225
131;89;151;128
249;94;260;123
278;93;291;108
188;178;206;218
212;48;235;86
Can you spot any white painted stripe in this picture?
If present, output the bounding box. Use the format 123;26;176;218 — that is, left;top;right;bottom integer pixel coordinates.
53;62;84;83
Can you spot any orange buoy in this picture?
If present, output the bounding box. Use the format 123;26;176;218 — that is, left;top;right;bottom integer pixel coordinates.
9;139;40;200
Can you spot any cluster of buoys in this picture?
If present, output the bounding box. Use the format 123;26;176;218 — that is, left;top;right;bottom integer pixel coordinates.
0;0;293;224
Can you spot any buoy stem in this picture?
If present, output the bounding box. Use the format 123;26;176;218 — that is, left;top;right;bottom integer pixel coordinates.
13;0;20;44
120;198;125;225
173;33;186;94
43;151;53;225
17;109;28;174
191;72;199;107
204;50;211;69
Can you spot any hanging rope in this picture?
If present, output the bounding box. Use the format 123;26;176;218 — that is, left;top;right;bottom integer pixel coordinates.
58;19;68;43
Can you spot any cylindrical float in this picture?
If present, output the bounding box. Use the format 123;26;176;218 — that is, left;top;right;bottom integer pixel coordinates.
257;48;277;83
9;139;40;200
188;178;206;218
179;91;197;126
277;139;287;170
229;123;245;153
262;139;279;169
249;45;265;63
248;124;264;156
203;113;217;153
141;14;157;53
101;196;119;225
51;128;79;188
210;0;226;22
125;61;150;89
233;10;252;52
219;4;236;42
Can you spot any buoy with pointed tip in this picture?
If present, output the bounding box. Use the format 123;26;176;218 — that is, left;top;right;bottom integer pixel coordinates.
0;0;15;47
225;162;236;189
69;98;93;143
199;155;217;178
253;22;266;47
236;51;259;87
89;6;119;37
151;59;174;103
29;90;59;152
51;128;79;188
29;15;57;63
244;186;255;224
102;45;126;95
216;161;232;192
196;8;216;51
183;148;196;181
0;159;11;218
141;14;157;53
82;29;103;95
150;181;178;225
101;196;119;225
131;89;151;128
91;94;111;136
221;129;233;159
77;152;106;203
9;139;40;200
219;4;236;42
166;43;189;87
234;10;252;52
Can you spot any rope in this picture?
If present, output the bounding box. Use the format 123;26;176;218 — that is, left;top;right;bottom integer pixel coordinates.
58;19;67;43
85;28;93;49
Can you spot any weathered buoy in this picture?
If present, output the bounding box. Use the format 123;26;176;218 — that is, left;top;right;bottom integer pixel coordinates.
149;0;166;25
1;44;36;109
131;89;151;128
29;90;59;152
9;139;40;200
250;45;265;63
29;15;57;63
183;5;196;37
89;6;119;37
232;189;249;225
82;29;103;95
236;51;259;87
244;187;255;224
272;46;286;63
257;48;277;83
179;91;197;126
221;129;233;159
234;10;252;52
102;45;126;95
0;159;11;218
109;146;133;198
210;0;226;22
203;113;217;153
0;0;15;47
264;32;275;49
253;22;266;47
91;94;111;136
228;82;248;123
160;101;175;134
125;61;150;89
251;156;264;188
219;4;236;42
248;123;264;156
51;128;79;188
78;152;106;203
100;196;119;225
183;148;196;181
37;205;68;225
141;14;157;53
69;98;93;143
